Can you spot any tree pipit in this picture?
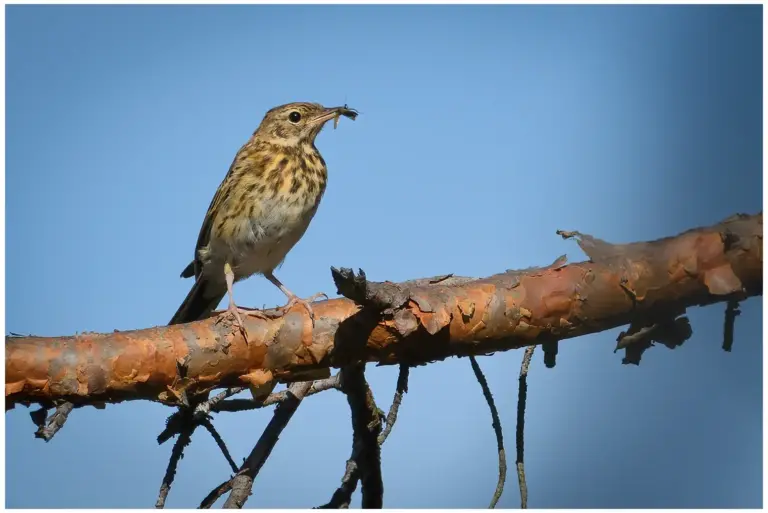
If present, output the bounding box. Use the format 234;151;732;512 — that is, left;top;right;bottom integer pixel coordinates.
169;102;358;335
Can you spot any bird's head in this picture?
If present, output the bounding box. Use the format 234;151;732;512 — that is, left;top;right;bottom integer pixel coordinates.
253;102;358;147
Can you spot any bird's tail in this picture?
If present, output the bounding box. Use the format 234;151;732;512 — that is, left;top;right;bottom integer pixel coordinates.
169;278;226;325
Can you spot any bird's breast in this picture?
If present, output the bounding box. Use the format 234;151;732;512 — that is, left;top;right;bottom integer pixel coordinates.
214;150;328;278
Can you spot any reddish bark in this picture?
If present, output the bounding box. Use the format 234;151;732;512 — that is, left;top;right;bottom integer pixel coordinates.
6;213;762;408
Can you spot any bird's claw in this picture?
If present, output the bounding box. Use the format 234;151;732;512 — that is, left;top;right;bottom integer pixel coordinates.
276;292;327;326
227;303;252;342
306;291;329;303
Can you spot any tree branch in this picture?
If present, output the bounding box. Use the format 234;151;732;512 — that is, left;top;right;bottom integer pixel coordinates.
318;364;408;509
6;213;762;408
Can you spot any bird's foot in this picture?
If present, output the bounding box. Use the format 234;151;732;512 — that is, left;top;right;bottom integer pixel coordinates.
226;301;257;342
274;292;328;325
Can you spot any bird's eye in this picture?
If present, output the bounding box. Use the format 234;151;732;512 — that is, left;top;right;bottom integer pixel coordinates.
288;111;302;123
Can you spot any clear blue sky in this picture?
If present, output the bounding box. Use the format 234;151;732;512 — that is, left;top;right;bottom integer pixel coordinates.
5;4;762;508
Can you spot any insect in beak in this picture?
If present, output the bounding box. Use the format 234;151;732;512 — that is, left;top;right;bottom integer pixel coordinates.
312;105;359;129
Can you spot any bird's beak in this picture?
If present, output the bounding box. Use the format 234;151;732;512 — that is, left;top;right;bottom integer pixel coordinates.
309;106;359;126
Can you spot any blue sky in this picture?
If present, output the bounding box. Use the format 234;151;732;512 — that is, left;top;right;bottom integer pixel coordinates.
5;4;763;508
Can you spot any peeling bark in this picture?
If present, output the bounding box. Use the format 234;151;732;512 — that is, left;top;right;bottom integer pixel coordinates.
6;213;762;408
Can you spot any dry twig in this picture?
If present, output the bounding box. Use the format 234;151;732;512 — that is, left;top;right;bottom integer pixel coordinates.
156;426;194;508
212;375;341;413
516;346;536;509
469;356;507;508
215;381;314;508
200;418;238;473
378;365;409;445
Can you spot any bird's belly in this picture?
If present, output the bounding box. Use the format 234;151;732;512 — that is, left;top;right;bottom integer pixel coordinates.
222;200;318;279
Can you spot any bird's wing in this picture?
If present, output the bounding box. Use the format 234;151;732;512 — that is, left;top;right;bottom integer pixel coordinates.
184;154;242;279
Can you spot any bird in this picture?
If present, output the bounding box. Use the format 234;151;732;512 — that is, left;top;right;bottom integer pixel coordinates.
169;102;358;333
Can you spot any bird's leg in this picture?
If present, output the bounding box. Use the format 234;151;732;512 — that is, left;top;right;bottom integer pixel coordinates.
224;262;249;339
264;272;327;324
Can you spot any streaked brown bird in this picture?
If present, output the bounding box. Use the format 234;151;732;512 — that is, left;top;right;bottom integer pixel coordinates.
169;102;358;331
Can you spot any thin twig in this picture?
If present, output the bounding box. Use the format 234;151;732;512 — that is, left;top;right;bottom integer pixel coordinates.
469;356;506;509
200;417;239;473
34;402;75;441
316;457;359;509
516;346;535;509
378;365;409;445
156;426;195;508
221;381;314;508
194;387;245;419
212;375;340;413
199;477;235;509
